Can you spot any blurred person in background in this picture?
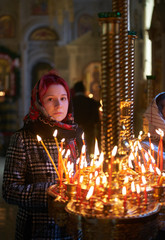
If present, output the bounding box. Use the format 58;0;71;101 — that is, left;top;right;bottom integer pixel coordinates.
72;81;101;156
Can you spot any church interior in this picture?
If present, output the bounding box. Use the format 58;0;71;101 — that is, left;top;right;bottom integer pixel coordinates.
0;0;165;239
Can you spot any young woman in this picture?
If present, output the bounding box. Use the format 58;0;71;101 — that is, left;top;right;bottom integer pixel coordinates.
2;70;83;239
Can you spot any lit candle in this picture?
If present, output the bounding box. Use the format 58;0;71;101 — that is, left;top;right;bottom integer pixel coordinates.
156;167;161;185
108;146;117;199
122;186;127;212
142;175;147;204
53;130;61;180
86;185;94;208
82;132;85;145
156;128;164;171
60;151;69;182
60;138;65;151
53;130;60;151
37;135;60;179
136;184;141;207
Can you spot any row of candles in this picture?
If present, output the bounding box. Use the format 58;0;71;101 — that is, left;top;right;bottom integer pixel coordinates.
37;128;165;214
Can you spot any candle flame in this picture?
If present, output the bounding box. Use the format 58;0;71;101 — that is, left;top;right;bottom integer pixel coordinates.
90;159;93;167
94;138;99;157
67;161;74;178
148;132;150;138
95;152;104;168
151;143;154;150
80;175;83;183
145;152;149;162
65;149;71;158
37;135;41;142
136;184;140;194
112;146;117;157
96;176;100;186
142;175;147;185
150;155;155;164
156;167;161;176
102;175;107;184
95;171;98;177
89;173;93;179
61;138;65;143
81;144;86;154
129;152;134;160
62;149;65;156
82;132;84;140
131;181;135;192
124;176;129;184
155;128;164;137
53;129;58;138
122;186;126;196
139;130;143;136
76;158;80;165
128;155;133;169
86;186;94;200
141;164;146;173
138;142;142;150
158;128;164;137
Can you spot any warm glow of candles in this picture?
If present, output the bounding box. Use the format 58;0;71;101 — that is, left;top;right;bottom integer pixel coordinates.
60;138;65;151
82;132;85;145
141;164;146;174
142;176;147;204
94;138;100;158
95;152;104;169
156;167;161;185
37;135;60;179
86;185;94;200
96;176;100;186
108;146;117;199
79;145;86;170
122;186;127;212
122;185;127;196
66;161;74;182
102;175;107;187
136;184;141;207
53;130;60;151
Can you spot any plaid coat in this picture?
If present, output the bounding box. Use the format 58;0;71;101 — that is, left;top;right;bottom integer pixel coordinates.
2;119;82;240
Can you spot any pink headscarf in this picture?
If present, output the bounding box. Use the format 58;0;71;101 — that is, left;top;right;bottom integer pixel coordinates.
24;70;75;130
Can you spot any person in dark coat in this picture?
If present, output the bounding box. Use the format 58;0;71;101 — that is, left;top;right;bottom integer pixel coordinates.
72;81;100;156
2;70;83;240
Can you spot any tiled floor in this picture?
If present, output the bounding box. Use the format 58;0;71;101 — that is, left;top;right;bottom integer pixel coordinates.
0;157;17;240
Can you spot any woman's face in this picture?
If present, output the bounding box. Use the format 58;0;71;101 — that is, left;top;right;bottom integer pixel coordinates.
42;84;69;121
